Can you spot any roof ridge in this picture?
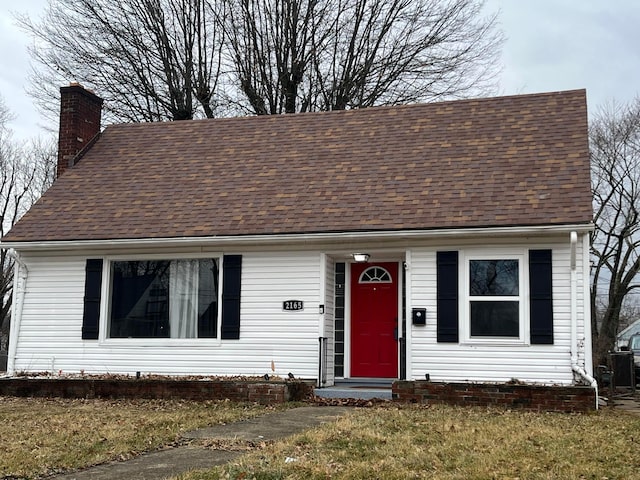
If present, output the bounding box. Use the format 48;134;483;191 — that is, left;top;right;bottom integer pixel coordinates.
104;89;587;131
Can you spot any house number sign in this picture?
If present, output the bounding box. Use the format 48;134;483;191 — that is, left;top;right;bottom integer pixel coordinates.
283;300;304;311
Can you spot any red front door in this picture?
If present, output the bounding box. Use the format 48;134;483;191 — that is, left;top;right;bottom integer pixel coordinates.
350;262;398;378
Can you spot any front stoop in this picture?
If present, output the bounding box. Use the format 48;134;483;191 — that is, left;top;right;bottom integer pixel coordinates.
315;379;393;400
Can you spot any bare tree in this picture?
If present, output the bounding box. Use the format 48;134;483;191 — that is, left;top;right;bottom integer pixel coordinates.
0;98;56;350
19;0;226;122
224;0;503;114
21;0;501;121
590;98;640;366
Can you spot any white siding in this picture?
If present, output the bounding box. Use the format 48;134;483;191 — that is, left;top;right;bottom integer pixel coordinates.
408;236;589;385
11;232;591;386
322;255;335;385
13;257;86;374
13;252;322;378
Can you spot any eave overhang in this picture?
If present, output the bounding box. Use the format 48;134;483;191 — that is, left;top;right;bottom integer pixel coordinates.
1;223;594;253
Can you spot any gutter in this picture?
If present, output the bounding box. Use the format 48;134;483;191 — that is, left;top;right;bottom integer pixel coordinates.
1;223;595;252
6;249;28;376
569;231;598;409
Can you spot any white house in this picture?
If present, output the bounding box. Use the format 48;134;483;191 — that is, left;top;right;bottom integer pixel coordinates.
1;85;595;390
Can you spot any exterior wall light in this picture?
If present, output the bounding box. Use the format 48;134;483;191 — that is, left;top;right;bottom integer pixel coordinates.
352;253;370;263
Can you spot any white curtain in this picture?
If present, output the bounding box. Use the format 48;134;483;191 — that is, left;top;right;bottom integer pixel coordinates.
169;260;199;338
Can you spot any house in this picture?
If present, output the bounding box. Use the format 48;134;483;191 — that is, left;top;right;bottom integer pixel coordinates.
1;85;595;393
617;319;640;349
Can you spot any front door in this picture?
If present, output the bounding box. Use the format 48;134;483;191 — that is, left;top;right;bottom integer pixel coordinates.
350;262;398;378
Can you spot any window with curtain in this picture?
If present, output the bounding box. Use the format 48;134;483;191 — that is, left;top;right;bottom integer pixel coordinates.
108;258;219;338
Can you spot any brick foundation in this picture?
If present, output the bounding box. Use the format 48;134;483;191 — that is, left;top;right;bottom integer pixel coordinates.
392;380;596;412
0;378;314;404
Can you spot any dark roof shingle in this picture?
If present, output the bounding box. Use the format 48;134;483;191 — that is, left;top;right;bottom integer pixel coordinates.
3;89;592;243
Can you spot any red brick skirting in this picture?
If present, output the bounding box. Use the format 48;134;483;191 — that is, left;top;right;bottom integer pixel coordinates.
0;378;314;404
392;380;596;412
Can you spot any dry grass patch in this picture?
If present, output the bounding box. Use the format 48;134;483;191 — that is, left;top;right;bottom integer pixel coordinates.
0;396;282;479
176;404;640;480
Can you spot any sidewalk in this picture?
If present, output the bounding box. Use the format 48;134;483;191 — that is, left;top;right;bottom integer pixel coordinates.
611;389;640;415
50;406;349;480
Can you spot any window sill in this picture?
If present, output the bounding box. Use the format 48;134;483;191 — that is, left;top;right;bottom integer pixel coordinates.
99;338;222;347
459;339;530;347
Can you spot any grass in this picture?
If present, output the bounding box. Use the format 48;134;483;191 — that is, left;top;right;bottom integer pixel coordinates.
0;396;283;479
4;397;640;480
175;404;640;480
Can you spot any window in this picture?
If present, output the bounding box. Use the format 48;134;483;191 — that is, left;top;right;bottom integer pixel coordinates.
466;256;525;341
359;266;392;283
437;249;552;345
108;258;219;339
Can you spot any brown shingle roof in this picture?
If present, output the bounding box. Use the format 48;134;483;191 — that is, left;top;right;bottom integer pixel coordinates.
3;90;592;243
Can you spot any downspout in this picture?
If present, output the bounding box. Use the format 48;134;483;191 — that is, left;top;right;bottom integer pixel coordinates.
569;231;598;409
6;249;28;376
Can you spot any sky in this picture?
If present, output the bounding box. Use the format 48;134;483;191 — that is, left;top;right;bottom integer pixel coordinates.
1;0;639;141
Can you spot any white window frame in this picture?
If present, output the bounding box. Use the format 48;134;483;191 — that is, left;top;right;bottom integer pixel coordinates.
358;265;393;283
459;249;529;345
99;252;224;346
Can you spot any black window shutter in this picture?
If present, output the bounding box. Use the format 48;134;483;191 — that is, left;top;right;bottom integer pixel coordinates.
529;249;554;344
221;255;242;339
82;259;103;340
437;251;459;343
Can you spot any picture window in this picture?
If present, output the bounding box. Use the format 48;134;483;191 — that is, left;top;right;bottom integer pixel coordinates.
108;258;219;339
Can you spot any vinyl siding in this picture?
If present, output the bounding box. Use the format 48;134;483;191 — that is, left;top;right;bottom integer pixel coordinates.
11;232;591;386
322;255;335;385
408;236;588;385
13;252;322;378
13;258;86;374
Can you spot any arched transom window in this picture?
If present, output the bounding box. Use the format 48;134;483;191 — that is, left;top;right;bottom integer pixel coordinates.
358;266;392;283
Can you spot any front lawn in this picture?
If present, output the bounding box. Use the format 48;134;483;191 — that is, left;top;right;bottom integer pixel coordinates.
176;404;640;480
3;396;640;480
0;396;280;479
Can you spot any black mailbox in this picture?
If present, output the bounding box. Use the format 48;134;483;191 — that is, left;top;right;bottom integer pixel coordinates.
412;308;426;326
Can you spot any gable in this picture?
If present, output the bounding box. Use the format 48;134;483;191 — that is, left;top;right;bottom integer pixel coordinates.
3;90;592;243
617;319;640;344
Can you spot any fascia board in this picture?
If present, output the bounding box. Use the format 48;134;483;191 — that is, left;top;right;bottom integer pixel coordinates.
1;223;594;253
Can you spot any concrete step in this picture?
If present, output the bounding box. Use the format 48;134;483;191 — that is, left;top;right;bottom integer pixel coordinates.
315;382;393;400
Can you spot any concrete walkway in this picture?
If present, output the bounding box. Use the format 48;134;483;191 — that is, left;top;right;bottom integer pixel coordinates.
50;406;349;480
611;390;640;415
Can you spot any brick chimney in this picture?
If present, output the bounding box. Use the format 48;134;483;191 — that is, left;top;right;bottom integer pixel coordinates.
57;83;103;178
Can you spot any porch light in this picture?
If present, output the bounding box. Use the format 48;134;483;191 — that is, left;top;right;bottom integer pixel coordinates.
352;253;370;263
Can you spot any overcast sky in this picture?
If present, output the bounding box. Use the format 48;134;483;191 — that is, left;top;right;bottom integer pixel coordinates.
1;0;639;141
